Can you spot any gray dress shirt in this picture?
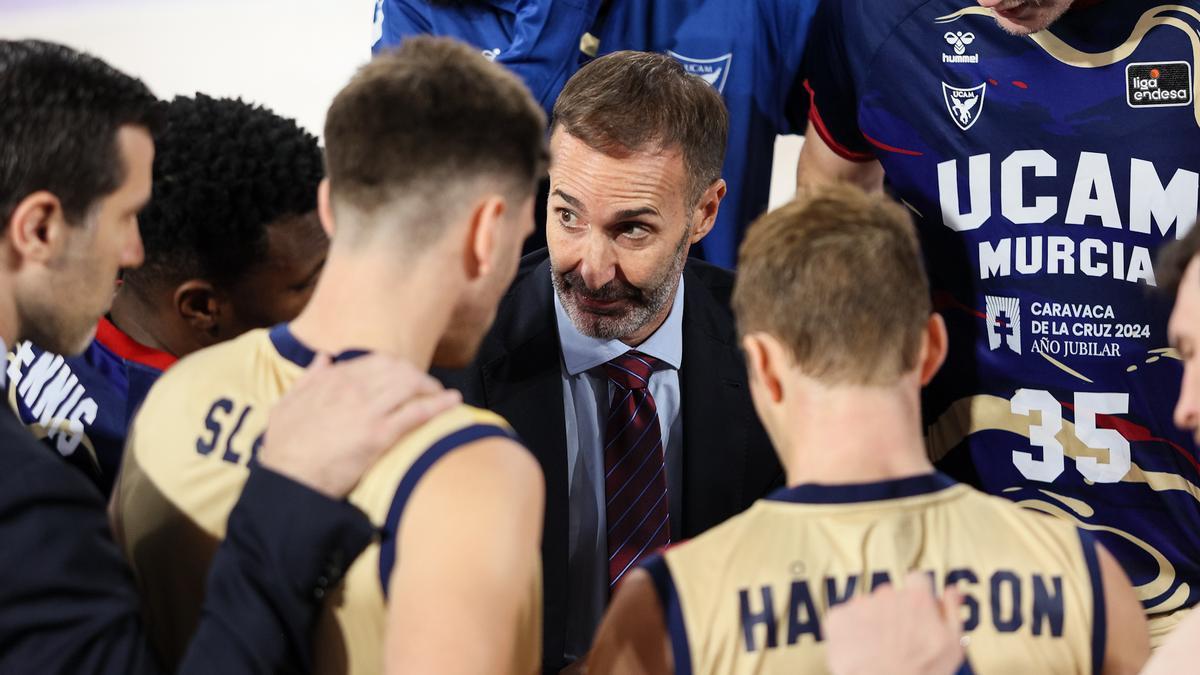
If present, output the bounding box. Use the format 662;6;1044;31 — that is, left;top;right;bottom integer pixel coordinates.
553;280;685;660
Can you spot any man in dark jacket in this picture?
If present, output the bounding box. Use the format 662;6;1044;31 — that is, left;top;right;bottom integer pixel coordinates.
438;51;781;671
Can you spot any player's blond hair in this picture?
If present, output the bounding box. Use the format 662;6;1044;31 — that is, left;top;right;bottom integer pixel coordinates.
732;184;931;386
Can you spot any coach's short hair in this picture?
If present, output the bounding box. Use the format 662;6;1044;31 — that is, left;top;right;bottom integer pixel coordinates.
0;40;160;230
324;36;547;246
732;185;931;386
551;51;728;206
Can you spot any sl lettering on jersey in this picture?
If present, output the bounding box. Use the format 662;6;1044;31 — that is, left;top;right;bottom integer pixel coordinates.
738;568;1065;652
1127;61;1192;108
667;51;733;94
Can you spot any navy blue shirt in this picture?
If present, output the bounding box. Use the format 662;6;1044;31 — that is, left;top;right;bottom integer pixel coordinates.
372;0;818;269
805;0;1200;622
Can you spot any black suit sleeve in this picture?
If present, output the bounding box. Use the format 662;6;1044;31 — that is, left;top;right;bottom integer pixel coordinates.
0;425;373;675
179;466;375;674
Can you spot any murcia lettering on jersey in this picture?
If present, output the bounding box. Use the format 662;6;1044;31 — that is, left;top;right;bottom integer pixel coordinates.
937;151;1199;286
942;82;986;131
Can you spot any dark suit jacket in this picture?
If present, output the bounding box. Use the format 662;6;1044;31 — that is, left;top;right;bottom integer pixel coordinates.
0;403;373;674
438;248;781;671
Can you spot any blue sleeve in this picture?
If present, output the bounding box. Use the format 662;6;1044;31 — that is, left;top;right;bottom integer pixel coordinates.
372;0;433;54
764;0;821;133
800;0;875;160
495;0;604;111
371;0;603;114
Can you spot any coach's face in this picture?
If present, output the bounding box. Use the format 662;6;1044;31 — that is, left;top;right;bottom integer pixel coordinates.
1172;256;1200;444
976;0;1073;35
547;130;724;346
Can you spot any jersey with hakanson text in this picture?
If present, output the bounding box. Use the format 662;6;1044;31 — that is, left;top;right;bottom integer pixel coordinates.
645;474;1102;674
806;0;1200;639
6;317;174;496
112;325;542;675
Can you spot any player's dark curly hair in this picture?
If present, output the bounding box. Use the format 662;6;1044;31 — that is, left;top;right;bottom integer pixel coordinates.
126;94;323;288
0;40;161;229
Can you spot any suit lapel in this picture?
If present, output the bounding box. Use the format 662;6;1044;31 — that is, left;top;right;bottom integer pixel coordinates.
678;265;751;537
477;257;570;669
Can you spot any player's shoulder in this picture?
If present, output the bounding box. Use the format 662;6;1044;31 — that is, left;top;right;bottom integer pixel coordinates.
814;0;961;54
663;499;765;570
361;403;531;491
960;484;1086;545
139;329;276;411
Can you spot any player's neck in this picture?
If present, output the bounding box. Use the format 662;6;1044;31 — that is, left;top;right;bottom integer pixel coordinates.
288;252;450;370
108;287;179;356
775;384;934;487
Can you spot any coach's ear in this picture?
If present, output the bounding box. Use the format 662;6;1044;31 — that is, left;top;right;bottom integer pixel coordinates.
689;179;727;245
919;313;949;386
317;179;337;239
463;194;506;280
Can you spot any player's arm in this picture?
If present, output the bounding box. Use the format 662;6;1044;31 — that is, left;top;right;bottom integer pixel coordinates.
1094;542;1150;675
587;567;673;675
792;0;884;196
1140;601;1200;675
384;436;544;675
796;120;884;195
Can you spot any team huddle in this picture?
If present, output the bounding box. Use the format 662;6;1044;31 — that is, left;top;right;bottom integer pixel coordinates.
3;0;1200;673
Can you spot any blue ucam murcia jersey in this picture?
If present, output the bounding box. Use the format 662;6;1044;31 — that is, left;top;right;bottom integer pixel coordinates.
372;0;817;269
6;318;174;496
806;0;1200;640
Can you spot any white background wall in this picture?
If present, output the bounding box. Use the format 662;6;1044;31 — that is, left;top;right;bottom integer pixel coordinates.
0;0;802;210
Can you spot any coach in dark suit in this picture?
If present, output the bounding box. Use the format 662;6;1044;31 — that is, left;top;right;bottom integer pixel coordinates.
439;51;781;671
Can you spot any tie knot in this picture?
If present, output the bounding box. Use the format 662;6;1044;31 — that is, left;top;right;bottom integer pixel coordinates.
603;351;661;390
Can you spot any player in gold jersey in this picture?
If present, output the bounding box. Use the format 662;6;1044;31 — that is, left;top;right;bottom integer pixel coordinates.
112;36;548;674
587;185;1150;675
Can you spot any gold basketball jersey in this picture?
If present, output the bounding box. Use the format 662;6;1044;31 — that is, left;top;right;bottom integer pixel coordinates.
112;325;542;675
645;473;1102;675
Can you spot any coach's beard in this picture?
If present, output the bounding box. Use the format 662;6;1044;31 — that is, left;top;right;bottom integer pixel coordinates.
552;229;688;342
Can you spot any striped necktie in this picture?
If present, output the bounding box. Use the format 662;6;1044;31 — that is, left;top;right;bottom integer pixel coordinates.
601;350;671;591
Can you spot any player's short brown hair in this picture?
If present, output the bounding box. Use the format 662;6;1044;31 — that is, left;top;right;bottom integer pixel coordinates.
551;50;728;206
1157;221;1200;295
324;36;547;245
732;184;931;386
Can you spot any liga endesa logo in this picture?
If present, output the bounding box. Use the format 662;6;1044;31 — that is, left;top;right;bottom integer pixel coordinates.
1127;61;1192;108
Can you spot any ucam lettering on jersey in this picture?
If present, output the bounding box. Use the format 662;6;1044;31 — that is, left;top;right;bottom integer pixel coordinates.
6;342;97;457
938;151;1198;287
667;51;732;94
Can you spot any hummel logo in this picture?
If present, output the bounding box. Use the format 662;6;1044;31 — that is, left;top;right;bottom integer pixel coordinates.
942;30;979;64
944;31;975;55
